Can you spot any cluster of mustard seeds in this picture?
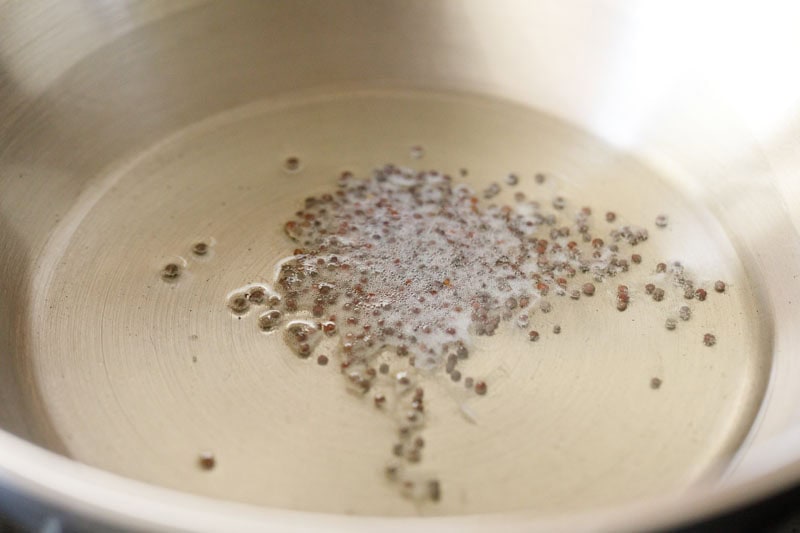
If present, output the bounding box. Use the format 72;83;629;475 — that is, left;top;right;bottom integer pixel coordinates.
204;163;727;500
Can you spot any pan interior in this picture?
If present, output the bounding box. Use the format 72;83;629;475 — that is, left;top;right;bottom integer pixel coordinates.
25;90;770;516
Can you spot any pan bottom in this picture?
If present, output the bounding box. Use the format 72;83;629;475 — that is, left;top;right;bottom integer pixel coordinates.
24;89;770;516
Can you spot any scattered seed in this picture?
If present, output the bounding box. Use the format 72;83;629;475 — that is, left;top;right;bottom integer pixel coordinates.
650;377;662;389
631;254;641;264
456;343;469;359
679;306;691;321
258;310;282;332
385;465;399;481
450;370;462;382
191;242;209;256
703;333;716;346
161;263;181;281
379;363;390;374
665;318;677;330
283;156;301;172
505;173;519;186
655;214;668;228
582;283;596;296
228;295;250;315
317;354;329;366
428;480;441;502
474;381;487;395
553;325;561;334
410;145;424;159
198;451;215;470
528;330;540;341
606;212;616;222
483;183;501;199
652;288;665;302
445;354;457;374
645;283;655;295
247;288;267;305
656;262;667;273
464;377;474;389
534;173;546;184
695;288;707;301
616;300;628;311
714;280;726;293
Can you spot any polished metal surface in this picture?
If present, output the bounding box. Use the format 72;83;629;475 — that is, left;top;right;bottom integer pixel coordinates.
1;1;800;531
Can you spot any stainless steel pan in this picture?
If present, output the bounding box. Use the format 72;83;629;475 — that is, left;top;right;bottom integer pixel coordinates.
1;1;800;530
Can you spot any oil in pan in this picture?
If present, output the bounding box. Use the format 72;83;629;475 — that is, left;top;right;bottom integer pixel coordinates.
27;89;769;516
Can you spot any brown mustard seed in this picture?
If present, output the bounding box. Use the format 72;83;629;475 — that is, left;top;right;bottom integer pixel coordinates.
534;172;546;184
283;156;301;172
374;394;386;407
631;254;642;264
582;283;596;296
645;283;655;295
317;354;329;366
258;310;282;331
650;377;662;389
665;318;677;330
655;214;668;228
553;325;561;334
714;280;726;293
247;288;266;304
695;288;707;301
703;333;716;346
606;211;616;222
656;262;667;273
385;465;399;481
474;381;488;395
379;363;389;374
616;300;628;311
679;306;691;321
161;263;181;281
652;288;665;302
198;451;215;470
228;295;250;314
428;480;441;502
450;370;462;382
191;242;208;256
464;377;474;389
528;330;540;341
